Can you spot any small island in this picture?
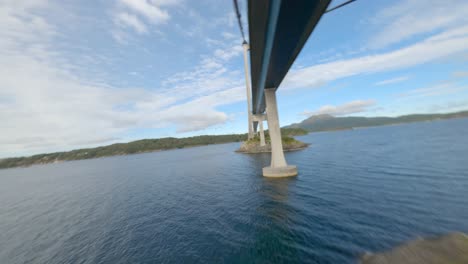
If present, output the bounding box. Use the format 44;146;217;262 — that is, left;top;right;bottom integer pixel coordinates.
236;135;308;153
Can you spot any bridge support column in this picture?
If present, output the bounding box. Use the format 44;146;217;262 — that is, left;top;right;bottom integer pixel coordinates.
253;114;267;147
262;89;297;177
242;41;254;140
259;121;266;146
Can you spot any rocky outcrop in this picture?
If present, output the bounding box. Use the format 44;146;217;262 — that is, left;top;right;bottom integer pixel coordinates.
236;136;308;153
361;232;468;264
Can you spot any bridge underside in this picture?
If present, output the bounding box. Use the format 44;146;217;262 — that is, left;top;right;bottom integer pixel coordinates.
248;0;331;115
245;0;330;177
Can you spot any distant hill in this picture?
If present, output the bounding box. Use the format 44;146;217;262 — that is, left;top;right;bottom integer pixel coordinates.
0;128;307;169
286;111;468;132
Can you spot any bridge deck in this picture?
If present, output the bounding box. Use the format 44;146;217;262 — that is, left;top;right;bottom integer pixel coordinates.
248;0;331;114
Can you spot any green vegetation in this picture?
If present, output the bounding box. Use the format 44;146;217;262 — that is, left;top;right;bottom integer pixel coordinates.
243;134;295;145
279;127;308;136
0;134;245;169
237;132;308;153
287;111;468;132
257;128;308;141
0;128;308;169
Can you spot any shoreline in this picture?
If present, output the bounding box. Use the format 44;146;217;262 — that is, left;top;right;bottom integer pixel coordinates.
0;141;241;170
3;117;467;170
235;144;309;154
2;141;310;170
298;115;468;134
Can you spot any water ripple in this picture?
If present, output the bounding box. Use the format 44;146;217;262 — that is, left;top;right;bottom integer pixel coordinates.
1;119;468;263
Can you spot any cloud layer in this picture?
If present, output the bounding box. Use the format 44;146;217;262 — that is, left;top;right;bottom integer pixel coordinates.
302;100;376;117
0;0;244;157
368;0;468;49
284;25;468;90
112;0;181;42
375;76;409;86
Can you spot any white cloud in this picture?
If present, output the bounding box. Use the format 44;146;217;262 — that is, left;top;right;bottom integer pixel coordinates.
214;45;243;61
158;86;245;132
119;0;171;24
206;38;223;47
302;100;376;117
114;12;148;34
222;31;237;40
452;71;468;78
375;76;409;86
368;0;468;49
427;100;468;113
397;81;467;99
284;25;468;90
111;0;180;39
0;1;246;157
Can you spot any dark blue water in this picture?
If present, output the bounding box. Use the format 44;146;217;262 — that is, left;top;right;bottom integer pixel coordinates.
1;118;468;264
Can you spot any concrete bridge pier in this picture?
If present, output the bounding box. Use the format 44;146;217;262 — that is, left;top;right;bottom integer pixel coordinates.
259;121;266;147
242;41;254;140
262;88;297;177
252;114;266;147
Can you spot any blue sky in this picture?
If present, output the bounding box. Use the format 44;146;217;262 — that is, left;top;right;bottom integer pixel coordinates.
1;0;468;157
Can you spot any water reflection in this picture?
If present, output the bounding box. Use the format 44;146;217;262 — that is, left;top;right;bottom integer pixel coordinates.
249;176;301;262
243;152;271;171
261;177;295;201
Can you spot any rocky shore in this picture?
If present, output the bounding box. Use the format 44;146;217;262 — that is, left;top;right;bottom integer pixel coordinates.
361;232;468;264
236;136;308;153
